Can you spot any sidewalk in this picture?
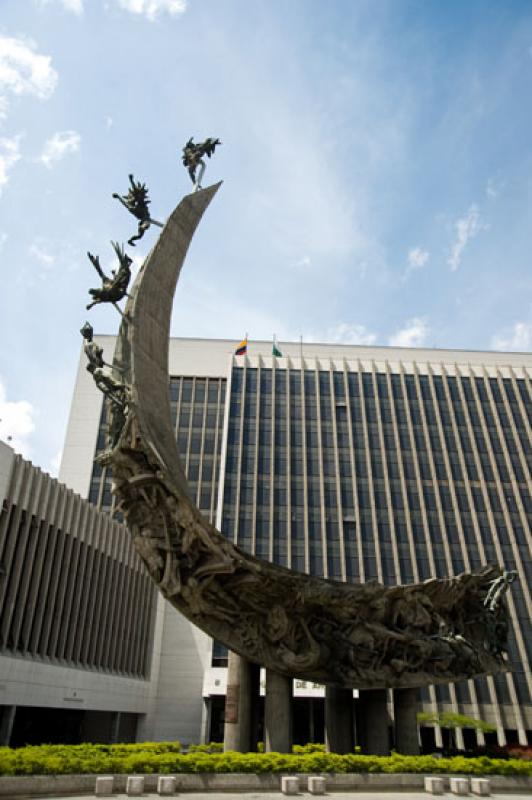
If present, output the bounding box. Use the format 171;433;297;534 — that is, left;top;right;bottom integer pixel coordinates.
15;792;532;800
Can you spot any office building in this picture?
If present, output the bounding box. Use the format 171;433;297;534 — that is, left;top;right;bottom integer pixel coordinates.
0;440;158;745
1;336;530;748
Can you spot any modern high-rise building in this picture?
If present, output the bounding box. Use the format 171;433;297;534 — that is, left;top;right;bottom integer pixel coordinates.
57;335;531;750
1;336;528;748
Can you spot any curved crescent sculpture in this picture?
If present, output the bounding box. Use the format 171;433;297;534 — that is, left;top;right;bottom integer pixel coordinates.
103;183;512;689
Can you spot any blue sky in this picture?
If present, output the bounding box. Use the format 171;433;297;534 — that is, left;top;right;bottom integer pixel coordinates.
1;0;532;472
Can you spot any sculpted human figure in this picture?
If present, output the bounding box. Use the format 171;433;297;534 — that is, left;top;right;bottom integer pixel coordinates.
87;242;132;311
484;569;518;612
182;137;221;190
80;322;108;373
92;368;128;409
278;620;323;671
113;174;162;246
391;593;433;633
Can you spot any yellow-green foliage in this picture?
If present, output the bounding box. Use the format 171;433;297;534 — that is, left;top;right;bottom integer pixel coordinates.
292;743;326;754
187;743;224;754
0;745;530;777
417;711;496;733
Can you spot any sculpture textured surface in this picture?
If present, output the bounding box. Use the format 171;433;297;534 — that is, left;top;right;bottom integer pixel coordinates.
95;183;516;690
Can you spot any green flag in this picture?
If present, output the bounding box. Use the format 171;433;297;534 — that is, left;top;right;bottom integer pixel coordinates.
272;339;282;357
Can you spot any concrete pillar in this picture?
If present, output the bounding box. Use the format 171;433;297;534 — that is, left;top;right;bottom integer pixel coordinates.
248;661;261;751
110;711;121;743
325;686;353;753
264;669;292;753
224;652;258;752
394;688;420;755
0;706;16;746
356;689;390;755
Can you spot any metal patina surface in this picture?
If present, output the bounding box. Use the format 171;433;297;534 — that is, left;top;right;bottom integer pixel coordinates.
92;183;515;689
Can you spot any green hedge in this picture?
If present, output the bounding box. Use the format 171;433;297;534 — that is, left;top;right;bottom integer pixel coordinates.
0;745;531;777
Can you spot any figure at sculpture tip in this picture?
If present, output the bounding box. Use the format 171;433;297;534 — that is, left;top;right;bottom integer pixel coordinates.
112;173;163;246
484;569;518;612
86;241;132;312
182;137;221;191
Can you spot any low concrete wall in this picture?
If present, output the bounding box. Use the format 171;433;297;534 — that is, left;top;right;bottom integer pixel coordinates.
0;771;530;796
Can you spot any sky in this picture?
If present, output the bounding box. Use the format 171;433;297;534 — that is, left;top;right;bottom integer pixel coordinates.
1;0;532;473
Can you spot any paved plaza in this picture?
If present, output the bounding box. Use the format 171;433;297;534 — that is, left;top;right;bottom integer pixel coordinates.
14;792;532;800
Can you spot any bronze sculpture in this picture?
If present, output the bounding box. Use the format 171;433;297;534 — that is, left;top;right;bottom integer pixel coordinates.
113;174;162;246
182;137;221;190
484;570;518;612
80;321;129;450
86;241;132;311
92;183;516;690
80;322;107;373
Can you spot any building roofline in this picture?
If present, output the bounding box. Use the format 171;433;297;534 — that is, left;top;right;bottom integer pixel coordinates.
90;333;532;359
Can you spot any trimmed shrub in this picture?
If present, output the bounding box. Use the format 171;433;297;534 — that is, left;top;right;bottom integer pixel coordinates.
292;743;326;754
0;744;530;777
188;742;224;754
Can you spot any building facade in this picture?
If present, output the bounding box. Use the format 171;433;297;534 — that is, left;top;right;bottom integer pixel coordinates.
56;336;532;747
0;440;159;746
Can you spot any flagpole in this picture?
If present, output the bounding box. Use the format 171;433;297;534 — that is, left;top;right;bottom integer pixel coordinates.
299;334;303;362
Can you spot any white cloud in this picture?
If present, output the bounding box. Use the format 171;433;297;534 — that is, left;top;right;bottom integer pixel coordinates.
29;241;55;267
0;135;21;194
403;246;429;280
320;322;377;346
389;317;429;348
447;204;487;272
0;377;36;459
116;0;187;21
408;246;429;271
0;232;7;250
0;36;57;116
38;0;84;13
491;321;532;352
39;130;81;168
293;255;311;268
63;0;83;11
485;178;498;199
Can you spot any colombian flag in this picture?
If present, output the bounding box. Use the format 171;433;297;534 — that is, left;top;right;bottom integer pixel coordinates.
235;337;247;356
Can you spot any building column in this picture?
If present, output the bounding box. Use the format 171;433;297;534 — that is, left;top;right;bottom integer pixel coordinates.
394;688;420;755
224;652;258;752
325;686;354;753
264;670;292;753
201;697;212;745
356;689;390;755
110;711;121;744
0;706;16;746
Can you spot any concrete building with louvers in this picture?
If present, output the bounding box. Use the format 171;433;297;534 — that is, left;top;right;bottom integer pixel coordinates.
2;336;531;748
0;440;159;746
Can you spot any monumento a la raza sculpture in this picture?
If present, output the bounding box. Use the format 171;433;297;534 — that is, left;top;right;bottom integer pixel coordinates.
81;140;516;691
